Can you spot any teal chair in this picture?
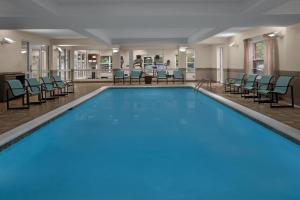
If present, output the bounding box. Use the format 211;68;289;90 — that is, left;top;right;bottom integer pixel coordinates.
52;75;73;95
40;77;56;99
26;78;45;104
114;70;125;85
157;70;168;84
130;70;141;84
6;80;30;110
224;73;245;93
52;75;74;94
173;70;184;83
253;75;273;102
241;74;258;98
257;76;294;108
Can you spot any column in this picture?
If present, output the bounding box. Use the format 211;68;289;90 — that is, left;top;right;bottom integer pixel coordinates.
178;50;187;79
112;50;120;76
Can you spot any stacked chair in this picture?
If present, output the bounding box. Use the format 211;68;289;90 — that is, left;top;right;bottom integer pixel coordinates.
5;75;74;110
224;73;294;108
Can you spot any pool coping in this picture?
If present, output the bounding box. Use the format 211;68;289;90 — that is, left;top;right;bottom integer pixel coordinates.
0;84;300;148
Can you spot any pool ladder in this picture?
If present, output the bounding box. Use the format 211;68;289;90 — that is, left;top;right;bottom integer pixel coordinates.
194;79;212;92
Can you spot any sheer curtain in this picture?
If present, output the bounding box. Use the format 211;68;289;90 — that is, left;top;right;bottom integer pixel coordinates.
263;35;277;75
243;39;253;74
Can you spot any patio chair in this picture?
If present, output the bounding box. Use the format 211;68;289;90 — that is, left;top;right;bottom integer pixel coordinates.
173;70;184;83
52;75;74;94
25;78;46;104
130;70;141;84
157;70;168;84
114;70;125;84
257;75;294;108
224;73;246;94
6;79;30;110
241;74;258;98
40;77;57;100
253;75;273;102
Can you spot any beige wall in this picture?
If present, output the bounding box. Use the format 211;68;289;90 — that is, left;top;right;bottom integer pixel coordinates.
227;24;300;72
0;30;50;73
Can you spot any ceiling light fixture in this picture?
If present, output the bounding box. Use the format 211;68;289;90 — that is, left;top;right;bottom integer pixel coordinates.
0;37;16;45
112;48;119;53
179;47;187;52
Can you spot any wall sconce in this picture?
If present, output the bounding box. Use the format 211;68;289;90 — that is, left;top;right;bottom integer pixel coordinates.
267;32;284;38
0;37;16;45
57;47;63;53
229;42;239;47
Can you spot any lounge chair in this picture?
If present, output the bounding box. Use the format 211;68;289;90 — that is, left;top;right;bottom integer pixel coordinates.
253;75;273;102
224;73;246;94
130;70;141;84
5;79;30;110
257;75;294;108
40;77;57;99
173;70;184;83
114;70;125;84
26;78;46;104
52;75;74;94
241;74;258;98
157;70;168;84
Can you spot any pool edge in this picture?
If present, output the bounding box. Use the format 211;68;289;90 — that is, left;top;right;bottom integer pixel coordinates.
194;85;300;144
0;84;300;148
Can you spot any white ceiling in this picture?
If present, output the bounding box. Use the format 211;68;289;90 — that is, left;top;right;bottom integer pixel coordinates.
1;0;300;46
19;29;87;39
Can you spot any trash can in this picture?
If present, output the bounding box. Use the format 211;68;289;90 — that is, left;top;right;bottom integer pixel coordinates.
144;76;152;84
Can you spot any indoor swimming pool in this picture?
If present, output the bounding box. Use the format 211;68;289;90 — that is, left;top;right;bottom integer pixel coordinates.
0;87;300;200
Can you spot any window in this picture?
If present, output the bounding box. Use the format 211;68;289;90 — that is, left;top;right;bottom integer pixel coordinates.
25;43;49;78
253;42;265;75
186;49;195;73
74;50;87;80
57;48;71;80
100;56;112;72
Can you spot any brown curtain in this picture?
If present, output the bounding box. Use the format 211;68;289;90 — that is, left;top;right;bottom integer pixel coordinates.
243;39;252;74
263;35;277;75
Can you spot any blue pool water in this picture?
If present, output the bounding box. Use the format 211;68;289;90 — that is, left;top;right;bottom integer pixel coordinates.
0;88;300;200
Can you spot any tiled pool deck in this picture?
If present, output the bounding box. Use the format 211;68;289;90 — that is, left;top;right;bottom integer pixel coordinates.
0;82;300;136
